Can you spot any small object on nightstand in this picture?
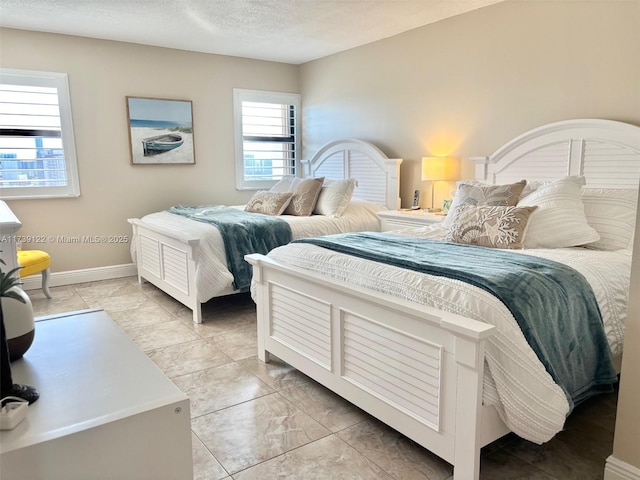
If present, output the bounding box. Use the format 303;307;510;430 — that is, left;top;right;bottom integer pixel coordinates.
411;190;420;210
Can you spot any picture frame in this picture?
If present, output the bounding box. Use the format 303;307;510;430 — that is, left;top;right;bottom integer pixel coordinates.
126;96;195;165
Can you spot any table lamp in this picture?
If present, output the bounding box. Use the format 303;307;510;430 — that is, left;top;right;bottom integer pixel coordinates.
421;156;457;212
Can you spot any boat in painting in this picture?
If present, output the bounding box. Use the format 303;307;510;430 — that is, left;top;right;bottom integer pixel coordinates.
142;133;184;156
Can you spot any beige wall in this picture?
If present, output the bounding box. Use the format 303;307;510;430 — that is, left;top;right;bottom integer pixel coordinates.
300;0;640;209
0;28;298;271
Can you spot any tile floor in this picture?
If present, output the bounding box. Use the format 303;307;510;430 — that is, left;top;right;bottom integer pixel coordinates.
26;277;617;479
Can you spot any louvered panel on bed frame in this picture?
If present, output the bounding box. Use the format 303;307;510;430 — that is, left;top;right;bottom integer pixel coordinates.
268;280;445;431
472;119;640;188
302;138;402;209
269;283;332;370
582;140;640;188
139;234;190;296
342;311;443;431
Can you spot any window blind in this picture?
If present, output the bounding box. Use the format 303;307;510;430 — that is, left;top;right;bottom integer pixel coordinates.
233;89;300;190
0;69;79;199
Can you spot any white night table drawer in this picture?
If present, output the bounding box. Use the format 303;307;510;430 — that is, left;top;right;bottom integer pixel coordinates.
377;210;445;231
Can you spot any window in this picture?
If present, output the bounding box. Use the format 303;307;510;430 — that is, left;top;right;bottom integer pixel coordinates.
233;89;300;190
0;68;80;199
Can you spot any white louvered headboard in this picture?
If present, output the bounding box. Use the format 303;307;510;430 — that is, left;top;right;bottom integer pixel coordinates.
301;138;402;209
471;119;640;189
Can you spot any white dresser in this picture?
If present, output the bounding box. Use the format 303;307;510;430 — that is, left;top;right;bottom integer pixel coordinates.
0;309;193;480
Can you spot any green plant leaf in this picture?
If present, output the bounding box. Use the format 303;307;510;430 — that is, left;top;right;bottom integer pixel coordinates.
2;289;27;304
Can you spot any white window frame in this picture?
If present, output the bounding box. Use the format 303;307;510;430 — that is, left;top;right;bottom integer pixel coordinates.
233;88;301;190
0;68;80;199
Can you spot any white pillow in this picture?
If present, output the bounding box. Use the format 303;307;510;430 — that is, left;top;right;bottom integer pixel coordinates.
519;180;549;200
581;188;638;251
314;178;358;216
517;176;600;248
269;176;300;193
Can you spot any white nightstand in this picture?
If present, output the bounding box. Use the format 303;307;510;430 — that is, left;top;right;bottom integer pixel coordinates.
377;209;445;231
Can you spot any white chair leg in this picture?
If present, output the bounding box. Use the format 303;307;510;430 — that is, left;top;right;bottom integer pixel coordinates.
42;268;52;299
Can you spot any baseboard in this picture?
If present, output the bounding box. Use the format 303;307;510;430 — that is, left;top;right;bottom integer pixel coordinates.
20;263;137;291
605;456;640;480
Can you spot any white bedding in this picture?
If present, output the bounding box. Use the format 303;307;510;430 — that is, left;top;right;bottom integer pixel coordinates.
258;224;630;444
132;199;386;302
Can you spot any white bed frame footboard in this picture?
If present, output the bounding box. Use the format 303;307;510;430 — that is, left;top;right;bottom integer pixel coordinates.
246;253;508;479
128;218;208;323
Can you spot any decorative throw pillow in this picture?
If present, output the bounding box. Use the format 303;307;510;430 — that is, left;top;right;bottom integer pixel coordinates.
245;191;293;216
445;205;538;249
442;180;527;228
517;176;600;248
283;177;324;216
314;178;358;216
581;188;638;251
269;176;298;193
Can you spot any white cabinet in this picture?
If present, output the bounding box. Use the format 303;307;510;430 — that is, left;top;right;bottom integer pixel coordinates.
0;309;193;480
377;210;445;231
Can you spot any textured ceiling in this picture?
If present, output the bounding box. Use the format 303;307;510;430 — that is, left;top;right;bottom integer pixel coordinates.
0;0;503;64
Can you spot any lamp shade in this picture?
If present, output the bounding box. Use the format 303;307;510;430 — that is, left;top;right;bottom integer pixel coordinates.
421;156;457;181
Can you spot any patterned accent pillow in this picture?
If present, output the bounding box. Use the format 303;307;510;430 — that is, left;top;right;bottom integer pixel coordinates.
245;191;293;216
442;180;527;228
284;177;324;216
446;205;538;249
314;178;358;217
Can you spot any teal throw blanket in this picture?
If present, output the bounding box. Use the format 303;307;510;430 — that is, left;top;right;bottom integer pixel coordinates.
169;205;292;291
295;232;617;411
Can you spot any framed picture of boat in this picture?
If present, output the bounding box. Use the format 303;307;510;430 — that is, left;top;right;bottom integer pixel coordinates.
126;96;195;165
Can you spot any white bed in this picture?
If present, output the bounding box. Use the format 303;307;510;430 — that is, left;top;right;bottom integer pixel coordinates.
128;138;402;323
246;119;640;480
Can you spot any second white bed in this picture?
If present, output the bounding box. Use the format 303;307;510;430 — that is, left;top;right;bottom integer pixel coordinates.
133;199;385;303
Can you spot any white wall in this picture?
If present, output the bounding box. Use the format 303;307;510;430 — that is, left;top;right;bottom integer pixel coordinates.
0;28;298;271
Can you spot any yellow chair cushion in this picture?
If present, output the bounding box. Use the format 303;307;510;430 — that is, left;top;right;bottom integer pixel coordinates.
17;249;51;277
